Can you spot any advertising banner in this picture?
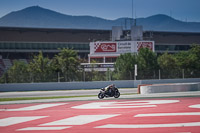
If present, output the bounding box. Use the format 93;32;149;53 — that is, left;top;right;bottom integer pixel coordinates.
91;41;154;54
137;41;154;51
117;41;132;53
94;42;117;52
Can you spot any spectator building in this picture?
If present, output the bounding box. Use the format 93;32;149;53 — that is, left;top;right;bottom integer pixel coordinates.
0;26;200;74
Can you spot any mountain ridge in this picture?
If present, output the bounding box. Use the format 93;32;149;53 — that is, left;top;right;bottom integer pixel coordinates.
0;6;200;32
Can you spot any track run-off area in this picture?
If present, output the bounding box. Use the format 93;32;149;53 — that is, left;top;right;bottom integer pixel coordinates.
0;97;200;133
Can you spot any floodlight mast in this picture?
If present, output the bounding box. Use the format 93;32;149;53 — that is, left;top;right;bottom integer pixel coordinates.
132;0;137;26
132;0;134;22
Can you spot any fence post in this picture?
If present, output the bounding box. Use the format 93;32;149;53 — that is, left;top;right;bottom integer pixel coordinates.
30;72;33;83
58;72;60;82
159;69;161;80
83;69;85;82
182;69;184;79
108;68;111;81
134;64;137;80
5;72;7;83
80;68;85;82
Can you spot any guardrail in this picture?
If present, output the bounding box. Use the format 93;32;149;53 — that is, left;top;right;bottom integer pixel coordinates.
140;82;200;94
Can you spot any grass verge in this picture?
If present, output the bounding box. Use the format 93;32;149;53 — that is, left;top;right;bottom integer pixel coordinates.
0;93;137;102
0;95;96;102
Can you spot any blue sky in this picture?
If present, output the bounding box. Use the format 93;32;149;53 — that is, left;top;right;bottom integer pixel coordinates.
0;0;200;22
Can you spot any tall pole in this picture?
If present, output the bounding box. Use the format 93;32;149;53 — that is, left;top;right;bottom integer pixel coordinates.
134;64;137;80
132;0;134;21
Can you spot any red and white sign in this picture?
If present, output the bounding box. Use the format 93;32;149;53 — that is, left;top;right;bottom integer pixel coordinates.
94;42;117;52
137;41;154;51
90;41;154;55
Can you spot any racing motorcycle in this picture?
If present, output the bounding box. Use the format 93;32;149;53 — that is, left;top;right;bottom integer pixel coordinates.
98;87;120;99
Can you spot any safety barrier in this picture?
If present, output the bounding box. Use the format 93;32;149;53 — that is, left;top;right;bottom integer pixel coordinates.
0;78;200;92
140;82;200;94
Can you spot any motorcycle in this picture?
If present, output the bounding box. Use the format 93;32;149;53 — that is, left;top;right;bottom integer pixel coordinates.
98;87;120;99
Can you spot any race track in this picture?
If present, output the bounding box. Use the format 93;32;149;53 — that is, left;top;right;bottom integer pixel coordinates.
1;97;200;133
0;88;137;98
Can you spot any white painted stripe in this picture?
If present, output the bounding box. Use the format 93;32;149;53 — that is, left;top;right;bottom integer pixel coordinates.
72;100;179;109
17;126;71;131
41;114;119;126
175;132;191;133
96;122;200;128
2;103;67;111
0;116;47;126
135;112;200;117
72;102;156;109
189;104;200;109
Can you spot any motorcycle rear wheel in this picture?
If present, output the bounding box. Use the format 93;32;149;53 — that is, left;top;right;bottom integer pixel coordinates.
98;93;104;99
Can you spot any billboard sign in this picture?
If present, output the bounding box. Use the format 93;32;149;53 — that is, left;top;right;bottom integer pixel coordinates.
94;42;117;52
137;41;154;51
118;42;132;53
90;41;154;54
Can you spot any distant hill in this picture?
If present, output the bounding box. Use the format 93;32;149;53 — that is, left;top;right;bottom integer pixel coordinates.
0;6;200;32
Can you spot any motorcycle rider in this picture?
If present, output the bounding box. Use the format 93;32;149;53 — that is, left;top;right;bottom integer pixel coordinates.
104;84;116;96
98;84;120;99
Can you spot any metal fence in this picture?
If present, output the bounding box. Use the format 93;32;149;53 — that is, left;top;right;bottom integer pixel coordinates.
1;69;200;83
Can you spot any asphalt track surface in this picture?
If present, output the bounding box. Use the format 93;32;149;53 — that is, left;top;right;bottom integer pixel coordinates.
1;96;200;133
0;90;200;105
0;88;137;98
1;90;200;133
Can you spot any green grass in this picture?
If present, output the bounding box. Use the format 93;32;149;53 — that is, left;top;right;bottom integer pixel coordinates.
0;95;96;102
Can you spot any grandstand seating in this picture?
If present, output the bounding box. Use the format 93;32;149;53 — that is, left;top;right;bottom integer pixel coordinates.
0;67;3;77
0;59;30;77
3;59;12;70
0;59;5;77
0;59;5;68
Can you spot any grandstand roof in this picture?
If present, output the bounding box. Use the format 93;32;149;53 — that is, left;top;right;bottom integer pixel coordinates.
0;27;200;45
0;27;110;43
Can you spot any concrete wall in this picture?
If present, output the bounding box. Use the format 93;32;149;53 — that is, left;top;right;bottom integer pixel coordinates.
0;80;134;92
140;83;200;94
0;78;200;92
138;78;200;86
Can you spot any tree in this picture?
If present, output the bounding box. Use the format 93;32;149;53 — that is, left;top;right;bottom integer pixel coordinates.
137;48;158;70
28;51;52;82
137;48;158;79
174;45;200;70
54;48;80;82
158;51;177;71
175;45;200;78
158;51;179;78
6;60;29;83
114;53;137;80
187;45;200;70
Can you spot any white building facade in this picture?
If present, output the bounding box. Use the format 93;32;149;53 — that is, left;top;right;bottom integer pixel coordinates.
88;40;155;63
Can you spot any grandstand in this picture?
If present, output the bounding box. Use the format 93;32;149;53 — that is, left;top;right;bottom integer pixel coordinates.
0;26;200;76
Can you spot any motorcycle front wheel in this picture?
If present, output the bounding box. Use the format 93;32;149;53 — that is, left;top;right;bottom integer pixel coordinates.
114;92;120;98
98;92;105;99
